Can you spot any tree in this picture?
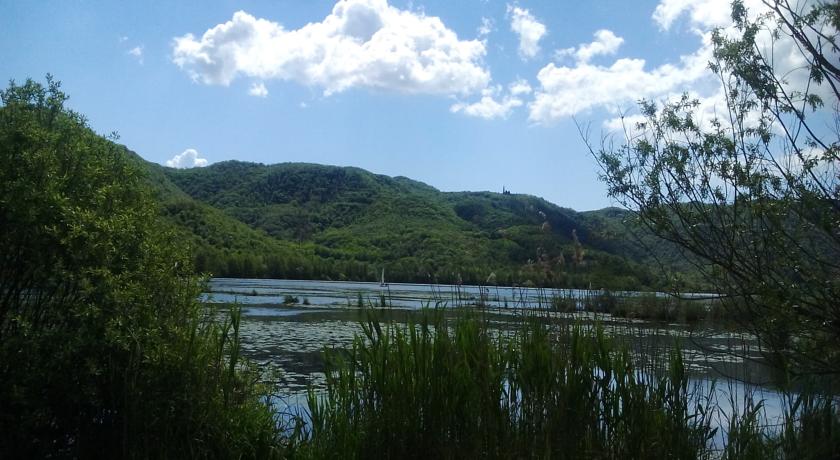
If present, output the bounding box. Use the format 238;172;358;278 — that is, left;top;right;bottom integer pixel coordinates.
589;1;839;375
0;77;284;457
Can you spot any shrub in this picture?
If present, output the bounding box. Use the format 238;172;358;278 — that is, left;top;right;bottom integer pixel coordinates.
0;77;285;458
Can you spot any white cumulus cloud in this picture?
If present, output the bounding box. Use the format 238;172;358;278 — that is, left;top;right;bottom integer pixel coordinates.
601;88;728;136
528;0;750;124
653;0;733;31
532;0;836;130
249;82;269;97
451;84;526;120
649;0;836;106
507;5;546;60
166;149;209;168
450;94;522;120
508;78;532;96
556;29;624;63
530;34;713;123
172;1;490;97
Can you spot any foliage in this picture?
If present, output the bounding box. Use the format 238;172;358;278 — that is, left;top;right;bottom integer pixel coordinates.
161;160;669;290
299;308;840;458
301;308;715;459
0;77;285;458
590;0;840;375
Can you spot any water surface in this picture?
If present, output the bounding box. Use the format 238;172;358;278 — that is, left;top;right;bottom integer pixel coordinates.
205;278;788;443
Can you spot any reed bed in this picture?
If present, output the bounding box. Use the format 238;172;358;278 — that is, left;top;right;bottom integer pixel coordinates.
300;308;712;458
291;306;840;459
543;289;747;326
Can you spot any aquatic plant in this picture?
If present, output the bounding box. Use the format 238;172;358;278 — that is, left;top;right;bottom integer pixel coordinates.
301;308;716;459
297;306;840;459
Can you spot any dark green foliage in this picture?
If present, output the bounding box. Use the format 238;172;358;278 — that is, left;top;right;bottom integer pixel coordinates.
579;291;746;325
158;160;679;290
0;77;284;458
581;207;711;289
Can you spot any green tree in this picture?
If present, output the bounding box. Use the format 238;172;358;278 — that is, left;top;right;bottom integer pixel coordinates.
590;1;839;375
0;77;284;457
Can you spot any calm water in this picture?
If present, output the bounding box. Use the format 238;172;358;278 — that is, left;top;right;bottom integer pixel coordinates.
203;277;619;309
203;278;789;441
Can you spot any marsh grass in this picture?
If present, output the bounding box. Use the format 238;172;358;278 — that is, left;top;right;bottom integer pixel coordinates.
710;383;840;459
300;307;717;459
153;305;289;459
291;305;840;459
570;290;746;325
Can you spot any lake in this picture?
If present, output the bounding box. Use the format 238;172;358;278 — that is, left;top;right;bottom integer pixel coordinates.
203;277;790;441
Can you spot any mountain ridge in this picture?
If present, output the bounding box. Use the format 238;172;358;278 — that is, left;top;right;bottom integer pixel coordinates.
135;157;685;289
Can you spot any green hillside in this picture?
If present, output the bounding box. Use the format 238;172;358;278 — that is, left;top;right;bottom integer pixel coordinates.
152;160;675;289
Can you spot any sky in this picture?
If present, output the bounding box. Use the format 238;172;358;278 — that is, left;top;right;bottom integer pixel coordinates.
1;0;758;210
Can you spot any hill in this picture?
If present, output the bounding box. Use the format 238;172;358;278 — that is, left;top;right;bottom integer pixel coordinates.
150;160;676;289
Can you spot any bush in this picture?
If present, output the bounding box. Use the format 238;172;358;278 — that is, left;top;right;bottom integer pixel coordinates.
0;77;285;458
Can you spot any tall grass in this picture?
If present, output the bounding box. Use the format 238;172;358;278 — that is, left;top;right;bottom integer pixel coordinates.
556;290;747;325
295;307;840;459
105;304;289;459
300;308;715;459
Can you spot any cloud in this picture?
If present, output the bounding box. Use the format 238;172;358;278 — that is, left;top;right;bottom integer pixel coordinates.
601;87;728;137
166;149;209;168
653;0;732;31
508;78;531;96
127;45;144;64
478;17;494;38
249;82;269;97
450;94;522;120
568;0;838;136
602;113;648;135
530;0;821;124
530;33;713;123
450;84;525;119
172;1;490;97
507;5;546;59
557;29;624;63
650;0;836;105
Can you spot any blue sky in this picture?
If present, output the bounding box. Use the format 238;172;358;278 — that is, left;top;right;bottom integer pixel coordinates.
2;0;737;210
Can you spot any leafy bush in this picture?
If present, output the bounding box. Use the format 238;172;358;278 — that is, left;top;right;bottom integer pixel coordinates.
0;77;285;458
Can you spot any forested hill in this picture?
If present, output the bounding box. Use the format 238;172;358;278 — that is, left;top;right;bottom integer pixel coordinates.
134;158;692;290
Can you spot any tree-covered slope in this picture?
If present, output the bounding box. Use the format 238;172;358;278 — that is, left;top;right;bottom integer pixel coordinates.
159;161;670;289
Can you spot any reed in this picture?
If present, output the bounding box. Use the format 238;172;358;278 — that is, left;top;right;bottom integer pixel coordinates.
291;305;840;459
300;308;716;459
